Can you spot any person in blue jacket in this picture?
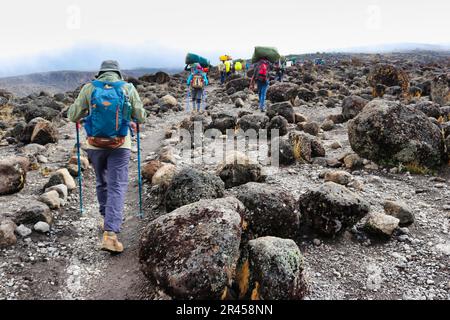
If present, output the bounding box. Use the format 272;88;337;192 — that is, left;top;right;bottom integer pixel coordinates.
187;63;209;112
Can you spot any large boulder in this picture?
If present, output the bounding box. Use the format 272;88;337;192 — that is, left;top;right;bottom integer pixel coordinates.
152;163;177;189
341;96;369;120
24;106;59;123
363;212;400;238
164;168;225;212
237;114;269;132
348;99;445;168
368;64;410;95
231;183;300;239
298;182;370;237
209;112;237;134
266;102;295;123
217;152;266;189
237;237;308;300
139;197;244;300
226;78;251;93
29;119;59;145
0;157;29;196
266;83;299;104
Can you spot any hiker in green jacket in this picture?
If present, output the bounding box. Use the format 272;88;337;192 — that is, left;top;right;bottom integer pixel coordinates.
68;60;147;254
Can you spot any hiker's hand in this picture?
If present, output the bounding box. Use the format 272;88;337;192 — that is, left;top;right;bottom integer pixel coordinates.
130;122;137;134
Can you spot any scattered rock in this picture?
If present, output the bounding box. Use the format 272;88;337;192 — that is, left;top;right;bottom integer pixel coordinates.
142;160;163;181
139;197;243;300
39;190;61;209
164;168;225;212
383;201;415;227
14;202;53;225
15;224;32;238
266;102;295;123
152;163;177;189
363;212;400;237
0;220;17;248
231;183;300;239
34;221;50;233
341;96;369;120
324;170;353;186
0;156;29;196
238;237;308;300
348;99;445;168
298;182;370;237
217;152;265;189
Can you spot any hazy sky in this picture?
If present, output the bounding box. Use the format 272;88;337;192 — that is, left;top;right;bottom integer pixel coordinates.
0;0;449;75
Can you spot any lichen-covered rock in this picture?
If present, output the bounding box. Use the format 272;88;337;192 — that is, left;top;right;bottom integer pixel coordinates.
231;183;300;239
297;88;316;102
267;115;288;137
217;152;266;189
0;157;29;196
363;212;400;237
413;101;443;119
237;114;269;133
298;182;370;237
266;101;295;123
39;190;61;210
266;83;299;104
237;237;309;300
209;111;237;134
278;138;296;165
289;131;326;163
383;200;415;227
139;197;244;300
348;99;445;168
164;168;225;212
341;96;369;120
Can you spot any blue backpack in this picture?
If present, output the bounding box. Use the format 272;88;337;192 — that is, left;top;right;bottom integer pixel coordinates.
84;80;132;139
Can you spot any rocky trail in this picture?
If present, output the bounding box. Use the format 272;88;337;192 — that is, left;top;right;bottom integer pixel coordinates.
1;53;450;300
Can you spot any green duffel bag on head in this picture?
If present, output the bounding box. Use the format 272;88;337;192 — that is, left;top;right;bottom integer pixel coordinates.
252;46;281;64
185;53;210;68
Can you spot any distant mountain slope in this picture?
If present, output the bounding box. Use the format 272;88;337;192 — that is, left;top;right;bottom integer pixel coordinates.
0;68;181;97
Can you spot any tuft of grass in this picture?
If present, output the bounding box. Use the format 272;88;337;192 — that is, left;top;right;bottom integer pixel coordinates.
402;162;431;175
0;105;14;122
236;260;251;299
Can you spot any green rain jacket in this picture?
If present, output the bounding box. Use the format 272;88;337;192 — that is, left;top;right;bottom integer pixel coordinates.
68;72;147;150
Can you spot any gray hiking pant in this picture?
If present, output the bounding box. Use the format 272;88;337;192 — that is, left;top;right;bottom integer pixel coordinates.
87;148;131;233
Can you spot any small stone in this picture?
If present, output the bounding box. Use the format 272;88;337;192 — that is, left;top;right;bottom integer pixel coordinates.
384;201;415;227
37;155;48;164
313;239;321;246
45;184;68;202
330;141;342;149
0;220;17;248
34;222;50;233
364;212;400;237
39;190;61;209
15;225;32;237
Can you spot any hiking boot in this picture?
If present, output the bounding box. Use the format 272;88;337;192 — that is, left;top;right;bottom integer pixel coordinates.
101;231;124;254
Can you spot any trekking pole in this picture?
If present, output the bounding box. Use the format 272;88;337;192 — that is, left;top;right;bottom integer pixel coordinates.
75;122;84;215
136;122;144;219
186;88;191;113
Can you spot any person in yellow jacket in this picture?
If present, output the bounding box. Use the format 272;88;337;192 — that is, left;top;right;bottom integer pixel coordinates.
234;61;243;77
224;60;232;80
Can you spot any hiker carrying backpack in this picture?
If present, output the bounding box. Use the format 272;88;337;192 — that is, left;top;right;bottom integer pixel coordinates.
250;59;271;111
187;63;209;112
67;60;147;254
